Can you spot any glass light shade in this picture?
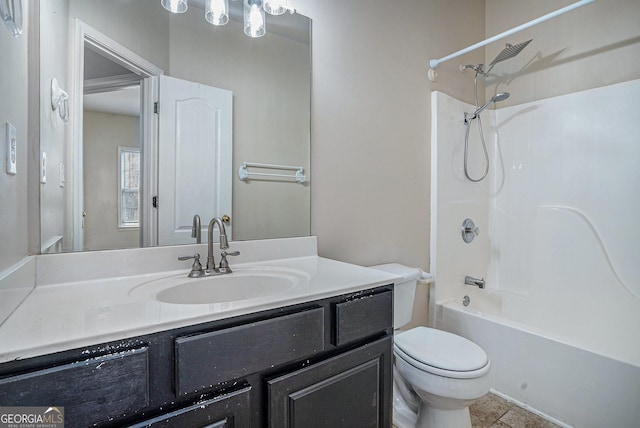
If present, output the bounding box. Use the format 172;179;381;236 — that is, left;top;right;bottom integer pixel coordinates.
263;0;287;16
205;0;229;25
244;0;265;38
161;0;188;14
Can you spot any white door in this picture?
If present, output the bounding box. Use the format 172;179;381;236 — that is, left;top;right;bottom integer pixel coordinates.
157;75;233;245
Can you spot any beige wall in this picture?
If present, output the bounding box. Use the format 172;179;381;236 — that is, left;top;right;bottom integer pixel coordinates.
0;0;30;271
485;0;640;106
68;0;170;71
83;111;140;251
295;0;485;328
297;0;484;271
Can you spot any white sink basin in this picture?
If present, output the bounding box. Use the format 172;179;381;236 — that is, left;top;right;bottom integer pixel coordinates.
129;266;309;305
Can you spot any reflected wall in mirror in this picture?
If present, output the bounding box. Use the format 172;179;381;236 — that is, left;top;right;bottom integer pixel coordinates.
38;0;311;254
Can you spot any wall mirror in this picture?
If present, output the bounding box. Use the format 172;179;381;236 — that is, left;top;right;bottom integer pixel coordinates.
38;0;311;254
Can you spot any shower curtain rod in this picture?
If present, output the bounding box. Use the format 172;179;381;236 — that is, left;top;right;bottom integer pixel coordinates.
428;0;596;73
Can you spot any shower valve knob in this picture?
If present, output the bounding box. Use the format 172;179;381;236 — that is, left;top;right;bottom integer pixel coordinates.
461;218;479;243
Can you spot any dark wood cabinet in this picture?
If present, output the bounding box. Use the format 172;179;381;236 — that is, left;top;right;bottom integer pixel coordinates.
0;286;393;427
268;336;392;428
127;384;252;428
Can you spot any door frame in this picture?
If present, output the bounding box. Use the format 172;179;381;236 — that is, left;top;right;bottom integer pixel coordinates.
70;20;163;250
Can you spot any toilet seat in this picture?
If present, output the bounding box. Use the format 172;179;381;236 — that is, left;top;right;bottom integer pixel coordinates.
394;327;490;379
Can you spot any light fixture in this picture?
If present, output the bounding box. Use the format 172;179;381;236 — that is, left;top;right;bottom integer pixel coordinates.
161;0;188;14
244;0;265;38
205;0;229;26
263;0;287;16
159;0;294;37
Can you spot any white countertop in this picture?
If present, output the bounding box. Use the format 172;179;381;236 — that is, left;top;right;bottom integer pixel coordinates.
0;252;399;363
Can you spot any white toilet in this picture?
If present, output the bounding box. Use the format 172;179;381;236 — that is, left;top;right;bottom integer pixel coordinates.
370;264;491;428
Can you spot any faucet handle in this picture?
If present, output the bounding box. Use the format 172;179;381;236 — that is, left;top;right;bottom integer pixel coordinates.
178;253;205;278
219;250;240;272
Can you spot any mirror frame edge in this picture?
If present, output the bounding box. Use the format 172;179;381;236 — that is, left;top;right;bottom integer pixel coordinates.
28;0;41;256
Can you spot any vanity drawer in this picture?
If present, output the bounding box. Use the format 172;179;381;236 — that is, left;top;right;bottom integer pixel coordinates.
175;307;325;395
334;290;393;346
0;347;149;426
127;384;252;428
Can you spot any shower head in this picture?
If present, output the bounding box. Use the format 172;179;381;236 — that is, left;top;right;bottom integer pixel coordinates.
491;92;510;103
466;92;510;122
461;39;532;76
486;39;532;73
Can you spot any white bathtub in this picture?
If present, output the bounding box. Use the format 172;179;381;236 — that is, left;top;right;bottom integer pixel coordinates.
430;82;640;428
434;292;640;428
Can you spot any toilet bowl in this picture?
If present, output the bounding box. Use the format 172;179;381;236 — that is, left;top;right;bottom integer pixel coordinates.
369;264;490;428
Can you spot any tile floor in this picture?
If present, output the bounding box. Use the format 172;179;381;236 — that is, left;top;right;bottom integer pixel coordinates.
470;392;561;428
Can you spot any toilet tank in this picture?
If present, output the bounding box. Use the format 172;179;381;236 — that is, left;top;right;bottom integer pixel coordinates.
369;263;421;329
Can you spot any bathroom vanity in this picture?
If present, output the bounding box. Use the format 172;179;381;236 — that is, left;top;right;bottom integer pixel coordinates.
0;238;398;427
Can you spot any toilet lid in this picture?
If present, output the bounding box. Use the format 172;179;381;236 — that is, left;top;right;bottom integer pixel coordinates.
395;327;488;372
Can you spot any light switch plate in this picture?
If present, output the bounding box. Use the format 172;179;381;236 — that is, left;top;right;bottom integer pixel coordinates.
59;162;65;187
40;151;47;183
5;122;16;175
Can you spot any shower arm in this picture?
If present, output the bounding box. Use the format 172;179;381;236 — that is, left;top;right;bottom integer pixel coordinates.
427;0;596;79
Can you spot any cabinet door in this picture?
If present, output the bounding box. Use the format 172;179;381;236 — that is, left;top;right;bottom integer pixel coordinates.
126;384;251;428
268;336;392;428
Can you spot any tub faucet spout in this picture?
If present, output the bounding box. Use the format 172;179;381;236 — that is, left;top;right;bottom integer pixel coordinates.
465;275;485;289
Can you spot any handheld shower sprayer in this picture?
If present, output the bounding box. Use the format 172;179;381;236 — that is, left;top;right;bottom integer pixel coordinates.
465;92;510;123
462;39;531;183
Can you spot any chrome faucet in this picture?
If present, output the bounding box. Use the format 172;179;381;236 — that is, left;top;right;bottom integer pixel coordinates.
179;217;239;277
191;214;201;244
207;217;230;273
465;275;485;289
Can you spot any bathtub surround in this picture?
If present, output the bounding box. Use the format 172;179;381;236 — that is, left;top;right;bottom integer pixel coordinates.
441;300;639;428
431;80;640;427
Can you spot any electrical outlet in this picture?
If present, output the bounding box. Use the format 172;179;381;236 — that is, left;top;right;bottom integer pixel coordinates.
40;151;47;183
5;122;16;175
